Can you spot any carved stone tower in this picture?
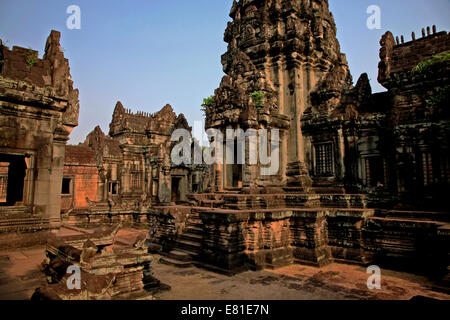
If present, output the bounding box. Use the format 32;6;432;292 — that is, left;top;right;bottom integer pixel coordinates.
205;0;352;193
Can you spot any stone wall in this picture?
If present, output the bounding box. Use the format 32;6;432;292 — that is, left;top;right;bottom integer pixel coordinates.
194;207;448;277
62;146;99;210
197;208;338;274
378;27;450;87
0;30;79;240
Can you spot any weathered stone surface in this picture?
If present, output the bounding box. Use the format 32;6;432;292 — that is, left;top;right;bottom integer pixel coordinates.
0;30;79;241
205;0;354;193
61;145;98;211
75;102;208;217
35;228;169;300
1;2;449;295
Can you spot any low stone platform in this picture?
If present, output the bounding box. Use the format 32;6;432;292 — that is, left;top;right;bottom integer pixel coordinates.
60;195;450;286
140;202;450;284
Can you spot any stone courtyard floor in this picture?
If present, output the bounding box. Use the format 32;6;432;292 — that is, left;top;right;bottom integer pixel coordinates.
0;228;449;300
152;255;450;300
0;246;47;300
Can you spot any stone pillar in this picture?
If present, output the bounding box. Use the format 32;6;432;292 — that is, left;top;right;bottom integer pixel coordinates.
215;163;224;192
122;166;130;194
335;128;346;180
199;210;248;274
23;155;35;206
140;154;146;194
33;132;67;228
102;176;107;201
158;164;171;204
285;63;313;190
146;159;153;196
290;210;332;267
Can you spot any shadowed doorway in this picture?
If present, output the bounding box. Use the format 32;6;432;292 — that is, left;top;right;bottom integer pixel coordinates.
0;154;27;206
171;177;181;203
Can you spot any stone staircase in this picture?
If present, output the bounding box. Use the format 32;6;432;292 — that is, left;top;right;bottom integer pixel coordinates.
160;211;203;268
160;250;192;268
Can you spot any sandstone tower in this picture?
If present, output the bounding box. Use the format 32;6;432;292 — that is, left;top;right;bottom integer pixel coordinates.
205;0;352;193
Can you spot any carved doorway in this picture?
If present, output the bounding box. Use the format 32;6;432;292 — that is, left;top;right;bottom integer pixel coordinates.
226;144;243;188
171;177;181;203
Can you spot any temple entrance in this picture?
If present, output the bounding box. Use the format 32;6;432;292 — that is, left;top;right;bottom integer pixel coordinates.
226;144;243;188
171;177;181;202
0;154;27;206
231;163;243;188
365;156;385;187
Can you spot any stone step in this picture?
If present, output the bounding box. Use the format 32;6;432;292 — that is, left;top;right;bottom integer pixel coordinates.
313;188;346;194
179;232;202;243
191;259;248;276
184;226;203;233
167;250;192;262
186;222;203;229
224;204;287;210
283;187;309;193
172;248;200;259
186;218;202;225
187;213;201;218
183;226;203;235
175;238;202;253
159;256;192;268
0;206;33;215
199;200;225;208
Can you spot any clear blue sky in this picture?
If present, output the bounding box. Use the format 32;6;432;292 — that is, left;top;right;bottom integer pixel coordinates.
1;0;449;144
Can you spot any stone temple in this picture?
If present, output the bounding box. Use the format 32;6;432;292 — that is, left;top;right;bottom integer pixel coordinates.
0;0;449;300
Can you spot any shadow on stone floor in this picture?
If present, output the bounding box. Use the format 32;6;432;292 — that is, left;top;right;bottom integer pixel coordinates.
0;249;47;300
